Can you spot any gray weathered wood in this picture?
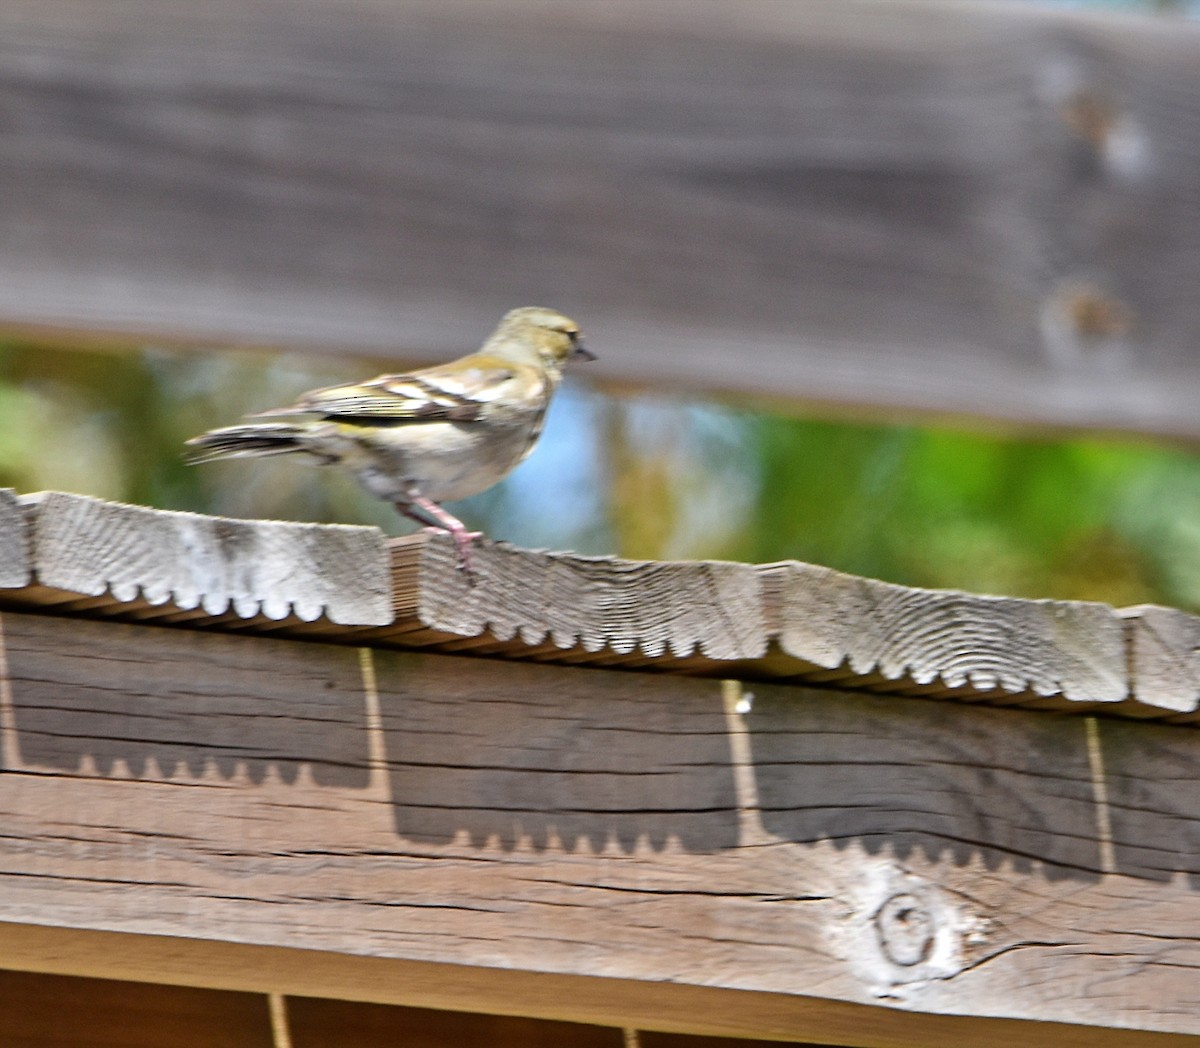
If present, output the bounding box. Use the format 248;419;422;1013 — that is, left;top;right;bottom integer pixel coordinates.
0;490;30;589
391;534;767;660
765;559;1129;707
3;497;1198;719
17;490;391;625
2;1;1200;435
388;534;1152;716
1120;604;1200;719
1;609;1198;1044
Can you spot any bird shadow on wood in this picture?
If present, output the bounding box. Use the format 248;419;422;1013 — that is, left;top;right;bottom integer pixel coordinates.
743;685;1108;885
2;616;371;789
373;651;740;854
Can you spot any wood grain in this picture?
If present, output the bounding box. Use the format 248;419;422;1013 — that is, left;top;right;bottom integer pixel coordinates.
6;926;1189;1048
4;500;1200;721
639;1035;821;1048
2;609;1200;1042
1097;713;1200;887
1120;604;1200;720
389;533;767;661
765;559;1129;708
0;490;29;589
386;533;1167;718
285;997;623;1048
15;490;391;626
0;610;371;785
2;1;1200;435
0;970;274;1048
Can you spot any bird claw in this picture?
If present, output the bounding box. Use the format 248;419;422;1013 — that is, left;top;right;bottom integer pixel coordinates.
397;497;482;581
419;526;482;580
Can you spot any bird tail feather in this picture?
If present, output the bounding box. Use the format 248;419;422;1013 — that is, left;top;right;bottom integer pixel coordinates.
184;423;311;464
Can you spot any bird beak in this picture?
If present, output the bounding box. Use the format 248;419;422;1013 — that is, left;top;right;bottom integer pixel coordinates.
570;340;596;362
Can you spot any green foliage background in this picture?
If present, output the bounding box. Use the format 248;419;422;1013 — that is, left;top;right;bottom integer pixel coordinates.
2;338;1198;613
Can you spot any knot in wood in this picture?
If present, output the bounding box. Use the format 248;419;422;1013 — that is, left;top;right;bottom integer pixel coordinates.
874;892;934;967
1061;90;1118;151
1062;286;1132;341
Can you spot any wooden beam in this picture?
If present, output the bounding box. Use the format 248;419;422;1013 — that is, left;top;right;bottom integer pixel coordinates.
4;492;1200;721
0;609;1198;1044
0;968;635;1048
388;534;769;662
764;559;1128;709
0;970;275;1048
12;489;390;626
2;1;1200;435
0;490;28;589
6;926;1189;1048
381;534;1191;720
1120;604;1200;716
283;997;625;1048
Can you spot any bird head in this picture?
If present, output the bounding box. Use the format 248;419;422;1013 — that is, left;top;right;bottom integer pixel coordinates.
489;306;595;368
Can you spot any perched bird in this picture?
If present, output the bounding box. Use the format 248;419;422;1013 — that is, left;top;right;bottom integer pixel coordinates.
186;306;593;572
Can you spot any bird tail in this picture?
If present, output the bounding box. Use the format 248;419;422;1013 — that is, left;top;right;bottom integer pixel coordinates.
184;422;312;464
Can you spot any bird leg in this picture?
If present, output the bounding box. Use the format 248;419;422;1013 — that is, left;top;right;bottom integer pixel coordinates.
396;495;482;576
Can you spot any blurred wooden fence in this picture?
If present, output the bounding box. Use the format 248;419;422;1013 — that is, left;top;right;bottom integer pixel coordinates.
1;0;1199;436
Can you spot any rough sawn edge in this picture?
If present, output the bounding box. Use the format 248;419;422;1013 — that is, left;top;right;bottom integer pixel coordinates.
13;490;392;626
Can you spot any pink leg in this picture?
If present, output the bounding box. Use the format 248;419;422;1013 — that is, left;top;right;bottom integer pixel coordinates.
397;496;482;575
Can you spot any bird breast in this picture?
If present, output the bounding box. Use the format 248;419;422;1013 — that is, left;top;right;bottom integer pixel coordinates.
346;410;547;504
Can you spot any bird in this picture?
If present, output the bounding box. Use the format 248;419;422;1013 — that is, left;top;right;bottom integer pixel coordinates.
185;306;594;573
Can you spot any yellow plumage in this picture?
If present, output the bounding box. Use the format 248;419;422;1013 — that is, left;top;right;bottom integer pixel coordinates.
186;306;593;572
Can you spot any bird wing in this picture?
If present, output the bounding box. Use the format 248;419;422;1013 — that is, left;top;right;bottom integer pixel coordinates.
254;357;535;423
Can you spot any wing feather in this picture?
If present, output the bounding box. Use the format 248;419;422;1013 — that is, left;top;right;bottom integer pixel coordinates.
253;359;522;423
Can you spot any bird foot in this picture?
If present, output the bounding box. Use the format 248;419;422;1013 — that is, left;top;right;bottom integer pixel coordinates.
397;496;482;581
419;526;483;580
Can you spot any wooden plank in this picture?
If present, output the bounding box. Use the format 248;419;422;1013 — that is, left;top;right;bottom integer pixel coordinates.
0;490;29;589
387;533;768;661
0;610;372;785
1120;604;1200;720
765;559;1129;708
2;1;1200;434
639;1035;823;1048
7;927;1189;1048
0;970;274;1048
1;609;1199;1043
386;534;1149;716
1097;713;1200;887
3;499;1197;721
285;997;623;1048
15;490;391;626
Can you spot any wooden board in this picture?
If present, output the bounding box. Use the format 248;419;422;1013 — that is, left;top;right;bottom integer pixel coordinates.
6;495;1200;721
1120;604;1200;717
0;970;642;1048
639;1036;820;1048
284;997;623;1048
381;534;1166;718
16;490;391;626
2;1;1200;435
1;609;1199;1044
388;534;768;661
0;970;274;1048
0;490;28;589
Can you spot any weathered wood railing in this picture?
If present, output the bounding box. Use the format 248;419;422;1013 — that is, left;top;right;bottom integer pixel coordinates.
6;1;1200;1042
3;489;1196;719
1;490;1199;1046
